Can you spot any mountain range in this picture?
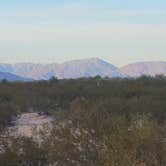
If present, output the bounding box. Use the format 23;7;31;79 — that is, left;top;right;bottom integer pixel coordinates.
0;71;31;82
119;62;166;77
0;58;166;81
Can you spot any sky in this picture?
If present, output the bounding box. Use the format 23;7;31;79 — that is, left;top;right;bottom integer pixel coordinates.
0;0;166;66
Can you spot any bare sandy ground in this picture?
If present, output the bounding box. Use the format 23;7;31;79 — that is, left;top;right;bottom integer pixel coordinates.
9;112;53;138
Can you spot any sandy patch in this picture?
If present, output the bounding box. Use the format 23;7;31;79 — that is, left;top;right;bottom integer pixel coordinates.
9;112;53;138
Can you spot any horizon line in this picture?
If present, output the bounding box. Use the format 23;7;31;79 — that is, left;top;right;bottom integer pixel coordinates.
0;57;166;67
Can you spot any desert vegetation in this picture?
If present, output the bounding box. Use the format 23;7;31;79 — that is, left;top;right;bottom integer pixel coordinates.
1;76;166;165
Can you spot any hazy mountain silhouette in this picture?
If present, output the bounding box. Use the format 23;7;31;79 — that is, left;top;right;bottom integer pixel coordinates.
0;59;166;80
119;61;166;77
0;71;31;82
0;58;123;80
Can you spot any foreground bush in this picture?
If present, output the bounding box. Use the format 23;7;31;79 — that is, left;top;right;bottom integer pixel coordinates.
1;77;166;165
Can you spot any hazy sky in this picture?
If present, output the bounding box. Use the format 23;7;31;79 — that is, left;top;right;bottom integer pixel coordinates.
0;0;166;66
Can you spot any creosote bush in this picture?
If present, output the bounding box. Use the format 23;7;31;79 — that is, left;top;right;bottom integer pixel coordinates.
1;76;166;165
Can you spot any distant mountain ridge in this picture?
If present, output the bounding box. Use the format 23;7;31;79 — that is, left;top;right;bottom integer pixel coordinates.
119;61;166;77
0;58;124;80
0;58;166;81
0;71;31;82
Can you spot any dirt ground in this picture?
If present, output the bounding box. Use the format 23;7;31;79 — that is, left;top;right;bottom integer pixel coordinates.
8;112;53;138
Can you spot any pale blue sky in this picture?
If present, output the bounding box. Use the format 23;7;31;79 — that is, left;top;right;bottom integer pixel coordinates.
0;0;166;66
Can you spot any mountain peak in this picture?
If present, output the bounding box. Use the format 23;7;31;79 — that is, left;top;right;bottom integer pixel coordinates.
63;57;105;64
0;58;121;80
1;59;166;80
